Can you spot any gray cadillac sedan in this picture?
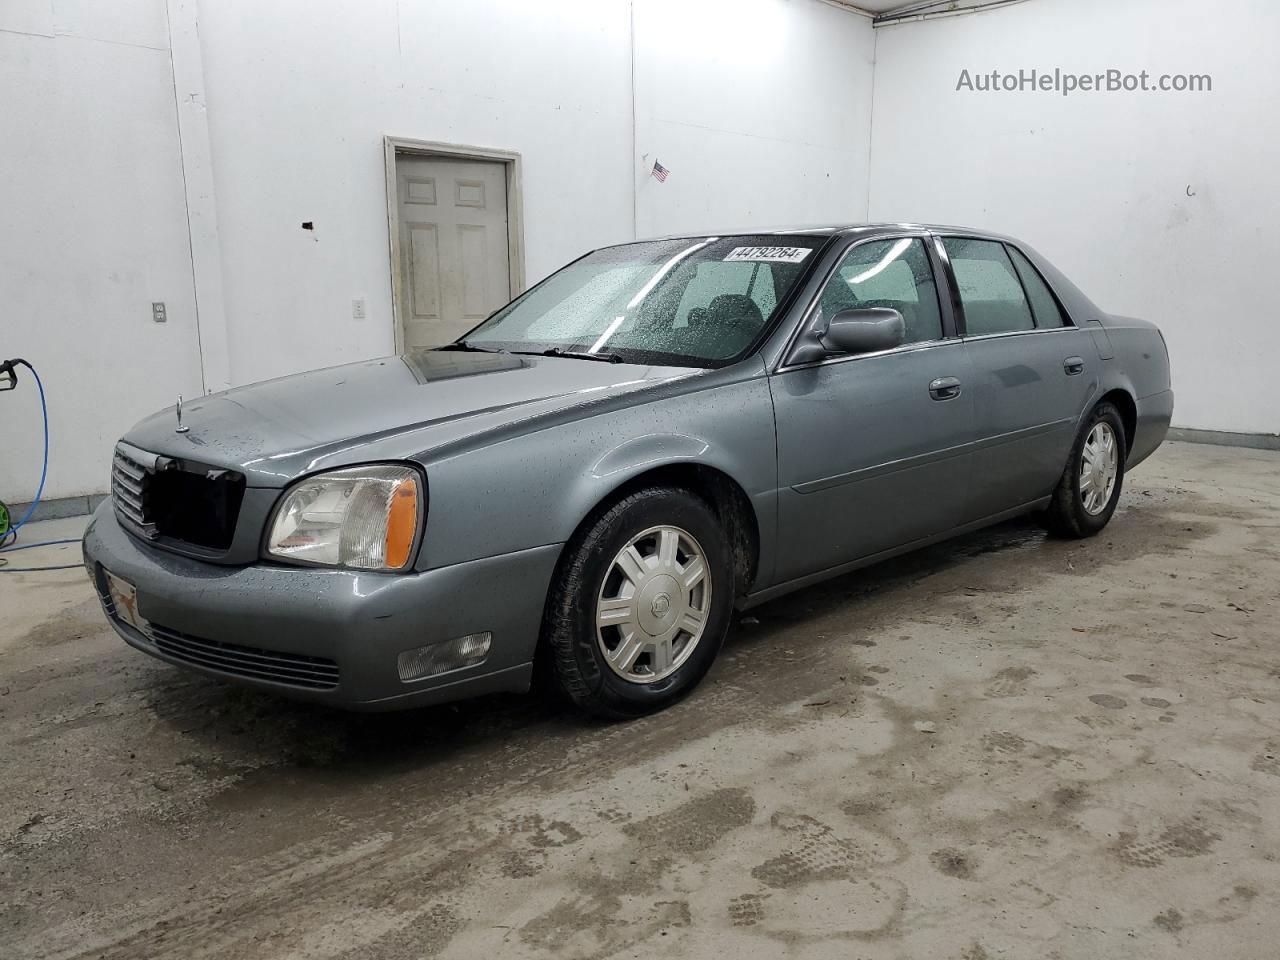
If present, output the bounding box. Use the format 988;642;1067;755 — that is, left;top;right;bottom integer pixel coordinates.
84;224;1173;718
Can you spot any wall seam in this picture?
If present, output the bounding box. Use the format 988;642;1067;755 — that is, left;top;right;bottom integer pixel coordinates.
864;24;878;220
629;0;639;240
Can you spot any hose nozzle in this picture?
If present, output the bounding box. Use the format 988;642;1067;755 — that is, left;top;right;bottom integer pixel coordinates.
0;358;28;392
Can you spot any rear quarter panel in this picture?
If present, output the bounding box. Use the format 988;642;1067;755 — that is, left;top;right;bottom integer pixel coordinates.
1096;314;1173;468
1099;314;1172;400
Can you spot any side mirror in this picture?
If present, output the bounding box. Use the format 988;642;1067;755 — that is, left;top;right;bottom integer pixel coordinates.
821;308;905;355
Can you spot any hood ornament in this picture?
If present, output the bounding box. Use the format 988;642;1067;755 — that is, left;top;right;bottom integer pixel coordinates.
175;394;189;433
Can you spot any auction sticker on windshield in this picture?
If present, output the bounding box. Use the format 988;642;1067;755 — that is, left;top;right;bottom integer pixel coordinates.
723;246;812;263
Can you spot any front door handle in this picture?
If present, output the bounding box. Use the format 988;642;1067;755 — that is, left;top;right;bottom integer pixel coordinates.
929;376;962;401
1064;356;1085;376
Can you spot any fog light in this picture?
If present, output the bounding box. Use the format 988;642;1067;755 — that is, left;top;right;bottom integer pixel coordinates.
397;632;492;682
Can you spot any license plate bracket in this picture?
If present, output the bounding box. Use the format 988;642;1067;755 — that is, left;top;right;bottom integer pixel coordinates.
104;569;151;636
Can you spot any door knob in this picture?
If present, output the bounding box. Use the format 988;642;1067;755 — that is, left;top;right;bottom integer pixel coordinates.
929;376;962;401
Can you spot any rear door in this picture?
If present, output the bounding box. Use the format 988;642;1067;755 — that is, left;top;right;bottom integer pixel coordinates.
937;235;1097;523
770;235;975;584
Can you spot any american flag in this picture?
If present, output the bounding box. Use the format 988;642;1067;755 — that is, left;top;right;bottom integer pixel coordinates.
651;159;669;183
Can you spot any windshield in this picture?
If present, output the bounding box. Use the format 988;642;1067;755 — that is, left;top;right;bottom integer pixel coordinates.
460;235;827;367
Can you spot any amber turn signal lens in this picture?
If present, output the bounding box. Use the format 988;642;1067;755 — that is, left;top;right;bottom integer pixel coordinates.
384;477;419;569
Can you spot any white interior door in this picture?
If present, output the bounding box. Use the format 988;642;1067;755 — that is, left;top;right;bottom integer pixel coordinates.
395;155;511;348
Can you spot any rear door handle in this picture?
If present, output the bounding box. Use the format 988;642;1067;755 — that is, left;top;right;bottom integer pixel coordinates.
928;376;962;401
1064;356;1085;376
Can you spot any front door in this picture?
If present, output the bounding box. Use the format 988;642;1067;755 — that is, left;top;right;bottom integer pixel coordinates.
771;237;975;585
395;155;511;348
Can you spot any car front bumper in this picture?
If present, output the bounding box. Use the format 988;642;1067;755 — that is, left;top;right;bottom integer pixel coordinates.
81;502;561;710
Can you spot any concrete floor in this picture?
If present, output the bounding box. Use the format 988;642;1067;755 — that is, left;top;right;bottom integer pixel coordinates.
2;440;1278;959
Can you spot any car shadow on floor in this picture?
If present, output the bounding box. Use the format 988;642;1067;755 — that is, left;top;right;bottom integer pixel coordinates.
139;512;1058;783
736;514;1046;632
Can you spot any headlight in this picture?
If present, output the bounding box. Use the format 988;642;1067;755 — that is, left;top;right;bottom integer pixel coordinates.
265;464;423;571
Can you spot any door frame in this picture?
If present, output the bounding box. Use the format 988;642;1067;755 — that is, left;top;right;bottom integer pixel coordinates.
383;136;526;352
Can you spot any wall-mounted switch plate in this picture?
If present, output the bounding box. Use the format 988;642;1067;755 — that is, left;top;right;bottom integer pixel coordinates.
152;302;167;323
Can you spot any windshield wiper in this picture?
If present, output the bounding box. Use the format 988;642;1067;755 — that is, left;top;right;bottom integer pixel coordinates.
515;347;626;364
437;340;506;354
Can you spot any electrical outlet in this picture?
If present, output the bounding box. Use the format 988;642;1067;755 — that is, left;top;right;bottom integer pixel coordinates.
352;299;366;320
151;302;167;323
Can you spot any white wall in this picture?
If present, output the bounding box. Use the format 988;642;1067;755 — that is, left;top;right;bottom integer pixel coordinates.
633;0;875;237
868;0;1280;435
0;0;205;504
7;0;1278;508
0;0;874;504
198;0;875;388
196;0;637;388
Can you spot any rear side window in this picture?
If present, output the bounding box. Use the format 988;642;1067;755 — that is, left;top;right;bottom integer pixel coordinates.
943;238;1035;336
819;237;943;345
1007;245;1068;328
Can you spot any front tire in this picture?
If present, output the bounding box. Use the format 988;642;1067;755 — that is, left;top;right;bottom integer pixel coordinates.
542;486;734;719
1044;401;1126;538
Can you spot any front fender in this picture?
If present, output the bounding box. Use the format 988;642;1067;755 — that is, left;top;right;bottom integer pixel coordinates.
590;434;712;481
415;360;780;587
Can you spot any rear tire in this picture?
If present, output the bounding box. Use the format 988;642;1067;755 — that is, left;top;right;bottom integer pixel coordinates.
1044;401;1126;538
542;486;734;719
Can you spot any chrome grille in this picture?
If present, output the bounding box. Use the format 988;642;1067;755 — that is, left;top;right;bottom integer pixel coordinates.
110;443;245;551
111;444;157;539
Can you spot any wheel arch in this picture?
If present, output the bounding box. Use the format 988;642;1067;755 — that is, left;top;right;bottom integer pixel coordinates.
1097;387;1137;457
558;460;762;601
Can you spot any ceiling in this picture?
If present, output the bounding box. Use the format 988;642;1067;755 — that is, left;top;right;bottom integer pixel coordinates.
834;0;1016;17
842;0;922;10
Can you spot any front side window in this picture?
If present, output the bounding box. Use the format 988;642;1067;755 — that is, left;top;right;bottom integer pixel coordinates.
818;237;943;345
462;235;825;367
943;237;1036;336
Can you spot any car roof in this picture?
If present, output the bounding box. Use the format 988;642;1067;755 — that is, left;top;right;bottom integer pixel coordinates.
633;222;1011;243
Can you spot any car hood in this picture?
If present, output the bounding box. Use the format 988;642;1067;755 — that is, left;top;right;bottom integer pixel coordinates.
122;350;699;486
